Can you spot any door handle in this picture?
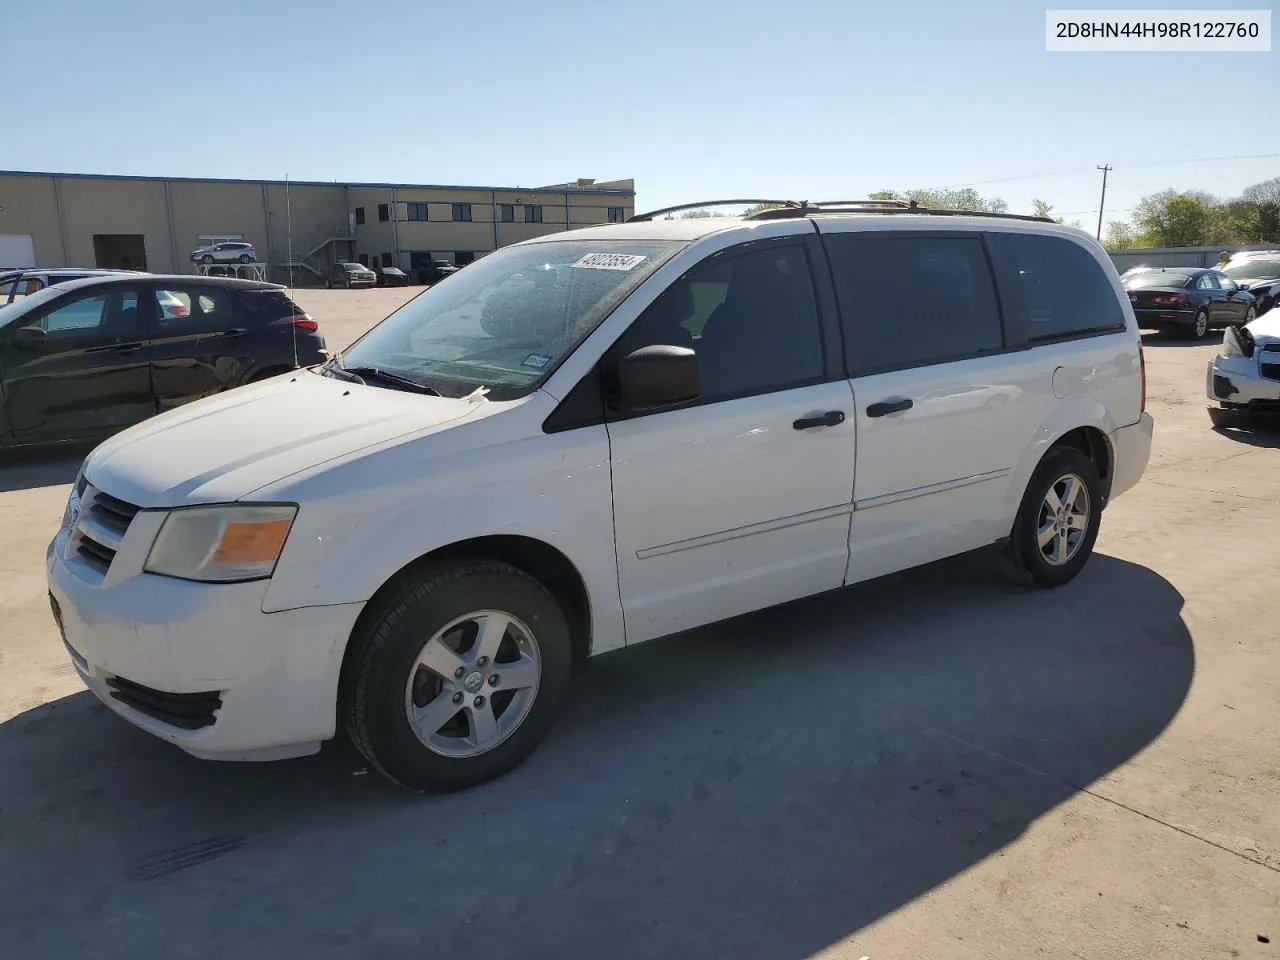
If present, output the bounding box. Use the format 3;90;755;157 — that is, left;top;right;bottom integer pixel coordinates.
113;342;143;354
866;397;913;418
793;410;846;430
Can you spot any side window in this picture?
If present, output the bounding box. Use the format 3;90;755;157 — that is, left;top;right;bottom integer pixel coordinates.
1213;271;1236;292
153;286;234;329
500;204;515;223
617;243;823;403
1195;272;1219;290
826;234;1002;372
40;294;109;333
985;232;1125;342
28;288;139;336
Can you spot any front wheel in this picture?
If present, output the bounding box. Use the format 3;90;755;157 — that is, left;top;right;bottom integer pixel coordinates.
1009;446;1102;588
343;560;573;791
1208;405;1252;430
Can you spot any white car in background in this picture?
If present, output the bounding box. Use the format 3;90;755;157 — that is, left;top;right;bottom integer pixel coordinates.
190;241;256;264
1206;310;1280;428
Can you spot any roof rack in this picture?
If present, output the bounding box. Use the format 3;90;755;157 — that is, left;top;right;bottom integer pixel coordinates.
627;199;801;222
747;199;1049;224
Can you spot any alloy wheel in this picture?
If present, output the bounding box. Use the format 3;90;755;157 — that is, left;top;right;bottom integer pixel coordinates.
1037;473;1091;567
404;610;541;758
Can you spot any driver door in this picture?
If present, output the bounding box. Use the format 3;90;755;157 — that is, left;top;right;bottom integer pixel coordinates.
0;285;154;441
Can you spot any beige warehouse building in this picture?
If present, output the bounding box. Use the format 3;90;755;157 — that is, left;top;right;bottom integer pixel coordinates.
0;170;635;282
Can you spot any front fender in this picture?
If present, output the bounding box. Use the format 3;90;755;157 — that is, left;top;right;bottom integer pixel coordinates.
259;421;626;654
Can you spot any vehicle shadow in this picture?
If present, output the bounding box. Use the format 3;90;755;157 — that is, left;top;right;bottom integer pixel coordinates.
0;551;1192;960
1139;330;1215;348
1212;418;1280;447
0;445;91;493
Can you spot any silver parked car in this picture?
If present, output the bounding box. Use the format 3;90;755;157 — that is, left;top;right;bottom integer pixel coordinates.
190;241;257;264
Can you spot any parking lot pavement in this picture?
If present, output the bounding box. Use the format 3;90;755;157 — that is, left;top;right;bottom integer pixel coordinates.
1;296;1277;959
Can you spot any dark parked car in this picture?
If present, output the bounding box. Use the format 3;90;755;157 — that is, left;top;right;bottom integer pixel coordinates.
375;265;409;287
327;261;377;289
0;275;326;449
416;259;459;285
1122;267;1257;339
1220;250;1280;317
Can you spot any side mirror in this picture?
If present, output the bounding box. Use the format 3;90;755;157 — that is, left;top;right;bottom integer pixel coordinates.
615;345;700;413
11;325;46;346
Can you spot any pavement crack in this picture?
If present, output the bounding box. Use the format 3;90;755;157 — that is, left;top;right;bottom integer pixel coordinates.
1146;479;1279;505
922;726;1280;877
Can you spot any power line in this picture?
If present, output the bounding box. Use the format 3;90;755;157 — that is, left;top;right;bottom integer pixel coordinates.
928;151;1280;192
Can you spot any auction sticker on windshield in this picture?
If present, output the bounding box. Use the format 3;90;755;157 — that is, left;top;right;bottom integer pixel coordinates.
573;253;648;271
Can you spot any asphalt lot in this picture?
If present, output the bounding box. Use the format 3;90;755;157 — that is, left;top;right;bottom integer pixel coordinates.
1;288;1277;959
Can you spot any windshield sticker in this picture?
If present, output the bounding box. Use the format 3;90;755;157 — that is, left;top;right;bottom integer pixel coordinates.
572;253;647;271
521;353;553;370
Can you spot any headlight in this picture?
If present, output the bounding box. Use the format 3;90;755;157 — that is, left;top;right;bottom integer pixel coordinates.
144;504;297;582
1221;325;1254;359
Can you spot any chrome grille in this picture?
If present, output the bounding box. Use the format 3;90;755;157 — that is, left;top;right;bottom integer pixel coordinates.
71;484;140;575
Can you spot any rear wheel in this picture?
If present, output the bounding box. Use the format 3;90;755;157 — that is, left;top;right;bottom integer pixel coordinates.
1240;306;1256;327
1190;308;1210;340
343;560;573;791
1010;446;1102;588
238;254;252;263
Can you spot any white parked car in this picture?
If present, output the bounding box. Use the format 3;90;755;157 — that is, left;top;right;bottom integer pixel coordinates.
190;241;256;264
47;201;1154;790
1206;310;1280;428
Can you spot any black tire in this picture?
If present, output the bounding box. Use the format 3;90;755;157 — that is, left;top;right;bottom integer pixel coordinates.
1208;405;1251;430
1240;306;1256;326
238;254;252;263
1189;308;1210;340
200;255;214;264
1009;446;1103;588
343;560;573;791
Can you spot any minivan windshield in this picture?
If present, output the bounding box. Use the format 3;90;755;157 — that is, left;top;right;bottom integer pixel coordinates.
336;239;684;399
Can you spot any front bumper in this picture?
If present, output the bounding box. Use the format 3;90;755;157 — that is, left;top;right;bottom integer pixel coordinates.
1108;412;1154;503
1206;354;1280;409
46;515;363;761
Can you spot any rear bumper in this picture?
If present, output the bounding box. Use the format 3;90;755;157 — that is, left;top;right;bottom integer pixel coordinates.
1109;412;1154;503
1134;307;1195;325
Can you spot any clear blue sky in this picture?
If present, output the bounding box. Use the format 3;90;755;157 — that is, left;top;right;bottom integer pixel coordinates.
3;0;1276;231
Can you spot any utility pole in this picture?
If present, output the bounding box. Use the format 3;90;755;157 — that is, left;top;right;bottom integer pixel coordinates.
1096;164;1112;240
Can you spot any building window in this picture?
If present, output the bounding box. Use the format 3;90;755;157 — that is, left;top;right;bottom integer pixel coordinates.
358;253;369;266
608;207;625;223
452;203;472;222
381;252;394;268
355;207;366;225
406;203;429;222
499;204;515;223
378;203;390;222
525;205;543;223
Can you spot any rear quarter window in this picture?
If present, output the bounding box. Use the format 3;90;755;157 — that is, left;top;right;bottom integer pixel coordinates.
986;232;1125;342
235;289;302;319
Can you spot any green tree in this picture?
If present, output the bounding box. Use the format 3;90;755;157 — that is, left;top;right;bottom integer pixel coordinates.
1133;190;1217;247
741;201;786;217
1031;197;1061;222
1103;220;1137;251
868;187;1008;214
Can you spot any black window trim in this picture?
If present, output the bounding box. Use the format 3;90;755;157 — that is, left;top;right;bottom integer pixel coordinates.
544;233;842;432
20;283;144;340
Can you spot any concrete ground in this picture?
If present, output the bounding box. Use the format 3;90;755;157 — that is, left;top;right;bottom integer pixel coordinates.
1;288;1277;959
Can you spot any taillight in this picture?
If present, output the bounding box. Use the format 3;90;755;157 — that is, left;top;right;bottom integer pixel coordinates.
1139;342;1146;414
286;314;318;331
1151;293;1187;306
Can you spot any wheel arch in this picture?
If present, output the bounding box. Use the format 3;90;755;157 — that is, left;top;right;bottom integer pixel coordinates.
1004;401;1119;523
338;535;594;701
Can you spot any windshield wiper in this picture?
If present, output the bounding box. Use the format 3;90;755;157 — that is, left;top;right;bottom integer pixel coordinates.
341;364;442;396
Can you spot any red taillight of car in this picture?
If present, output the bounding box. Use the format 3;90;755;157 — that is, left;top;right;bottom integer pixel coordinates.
1150;293;1187;306
1139;342;1146;414
287;314;318;331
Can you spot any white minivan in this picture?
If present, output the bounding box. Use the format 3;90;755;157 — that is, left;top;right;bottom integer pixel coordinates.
47;200;1154;790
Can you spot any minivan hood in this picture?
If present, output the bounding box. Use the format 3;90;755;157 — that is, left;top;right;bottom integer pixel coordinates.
85;372;481;507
